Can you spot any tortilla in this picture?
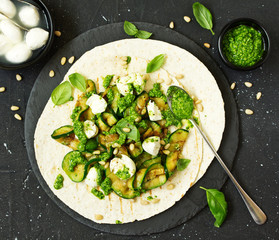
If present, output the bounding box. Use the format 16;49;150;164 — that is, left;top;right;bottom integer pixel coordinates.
34;39;225;223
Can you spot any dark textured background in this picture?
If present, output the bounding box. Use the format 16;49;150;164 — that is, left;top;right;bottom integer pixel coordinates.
0;0;278;239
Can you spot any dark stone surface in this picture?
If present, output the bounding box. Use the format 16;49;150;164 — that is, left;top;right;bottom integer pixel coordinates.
0;0;278;239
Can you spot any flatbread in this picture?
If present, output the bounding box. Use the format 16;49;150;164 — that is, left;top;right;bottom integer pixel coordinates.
34;39;225;223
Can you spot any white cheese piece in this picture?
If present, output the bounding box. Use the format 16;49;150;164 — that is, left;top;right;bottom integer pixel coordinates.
0;34;13;55
0;0;16;18
147;100;162;121
116;73;146;96
26;28;49;50
19;6;40;27
86;94;107;114
0;20;22;44
142;136;161;156
84;167;99;188
5;42;32;63
110;155;136;180
83;120;98;139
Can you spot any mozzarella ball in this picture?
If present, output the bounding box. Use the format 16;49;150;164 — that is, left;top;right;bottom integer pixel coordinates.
142;136;161;156
5;42;32;63
25;28;49;50
0;34;13;55
0;0;16;18
86;94;107;114
84;120;98;139
147;100;162;121
84;167;99;188
110;155;136;180
0;20;23;44
19;6;40;28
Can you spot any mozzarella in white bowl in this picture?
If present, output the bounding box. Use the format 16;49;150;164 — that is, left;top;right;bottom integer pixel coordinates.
142;136;161;156
5;42;32;63
25;28;49;50
0;0;16;18
19;6;40;28
110;155;136;180
0;34;13;55
0;20;22;44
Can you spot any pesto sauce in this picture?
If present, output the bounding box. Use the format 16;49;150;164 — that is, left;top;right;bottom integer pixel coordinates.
54;174;64;190
103;75;114;89
68;151;86;172
116;165;131;180
222;25;264;67
117;94;135;113
91;188;105;199
149;83;167;102
73;120;87;152
100;177;113;195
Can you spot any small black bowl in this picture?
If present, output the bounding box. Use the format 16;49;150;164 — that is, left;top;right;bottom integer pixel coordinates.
0;0;54;70
218;18;270;71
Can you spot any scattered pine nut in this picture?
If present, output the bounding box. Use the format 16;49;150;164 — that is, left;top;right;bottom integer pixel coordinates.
11;106;19;111
0;87;6;92
93;150;101;155
204;43;210;48
163;150;170;155
112;143;121;148
135;116;141;123
151;198;160;204
49;70;55;78
99;161;106;165
167;184;175;190
94;214;103;220
245;109;254;115
16;74;22;81
141;108;146;115
129;143;135;151
157;78;164;83
175;74;184;80
183;16;191;23
160;140;165;145
244;82;253;88
164;143;170;150
256;92;262;100
113;148;119;155
54;30;61;37
196;103;204;112
230;82;236;90
122;127;131;133
68;56;75;64
140;199;149;205
14;113;22;120
169;21;174;29
61;57;66;65
104;162;109;169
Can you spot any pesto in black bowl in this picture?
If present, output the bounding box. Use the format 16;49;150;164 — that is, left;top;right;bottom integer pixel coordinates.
218;18;270;71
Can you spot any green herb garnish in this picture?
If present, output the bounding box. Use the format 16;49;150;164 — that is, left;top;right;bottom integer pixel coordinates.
200;187;228;227
91;188;105;200
69;73;87;92
126;56;131;64
116;119;140;142
103;75;114;89
54;174;64;190
124;21;152;39
177;159;191;171
115;220;122;224
192;2;215;35
135;30;152;39
51;81;72;106
146;54;165;73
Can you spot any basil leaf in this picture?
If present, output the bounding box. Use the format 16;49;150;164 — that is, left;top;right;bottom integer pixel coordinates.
126;56;131;64
135;30;152;39
192;2;215;35
124;21;138;36
69;73;87;92
146;54;165;73
51;81;72;105
116;118;140;142
200;187;228;227
177;159;191;171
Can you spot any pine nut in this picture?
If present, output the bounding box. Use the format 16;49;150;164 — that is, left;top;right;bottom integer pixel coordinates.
160;140;165;145
129;143;135;151
11;105;19;111
163;150;170;155
68;56;75;64
183;16;191;23
245;109;253;115
61;57;67;65
104;162;109;169
14;113;22;120
112;143;121;148
151;198;160;204
195;99;202;104
196;103;204;112
94;214;103;220
157;78;164;83
256;92;262;100
54;30;61;37
49;70;55;78
230;82;236;90
93;150;101;155
135;116;141;123
169;21;174;29
167;184;175;190
99;161;106;165
122;127;131;133
204;43;211;48
164;143;170;150
113;148;119;155
0;87;6;92
244;82;252;88
141;108;146;115
16;74;22;81
175;74;184;79
140;199;149;205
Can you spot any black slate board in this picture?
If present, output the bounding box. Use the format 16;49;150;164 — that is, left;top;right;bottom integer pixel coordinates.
24;22;239;235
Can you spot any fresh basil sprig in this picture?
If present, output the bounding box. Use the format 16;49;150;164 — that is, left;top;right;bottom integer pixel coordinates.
51;81;72;106
177;159;191;171
146;54;165;73
69;73;87;92
200;186;228;227
124;21;152;39
192;2;215;35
